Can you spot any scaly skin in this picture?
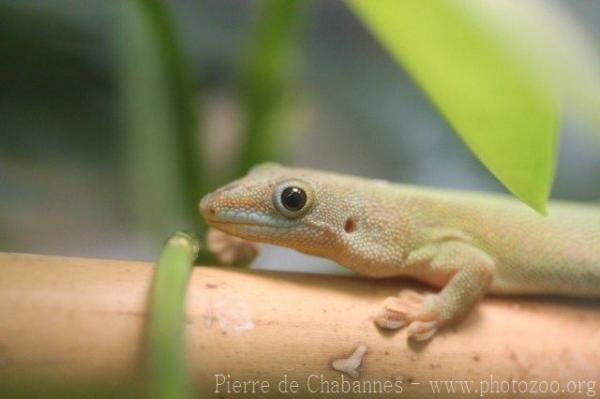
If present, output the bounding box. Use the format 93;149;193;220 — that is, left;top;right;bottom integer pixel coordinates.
199;163;600;340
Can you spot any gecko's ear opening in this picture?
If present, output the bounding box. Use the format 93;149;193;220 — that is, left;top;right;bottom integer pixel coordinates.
248;162;282;175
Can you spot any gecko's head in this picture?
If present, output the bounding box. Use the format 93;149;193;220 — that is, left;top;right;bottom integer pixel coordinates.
199;163;366;257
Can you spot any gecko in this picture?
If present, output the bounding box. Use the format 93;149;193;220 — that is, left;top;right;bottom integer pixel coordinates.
199;163;600;341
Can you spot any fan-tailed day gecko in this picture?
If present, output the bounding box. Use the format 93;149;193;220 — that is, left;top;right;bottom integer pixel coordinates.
199;163;600;341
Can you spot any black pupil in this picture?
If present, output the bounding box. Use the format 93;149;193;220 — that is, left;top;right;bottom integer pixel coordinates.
281;187;306;211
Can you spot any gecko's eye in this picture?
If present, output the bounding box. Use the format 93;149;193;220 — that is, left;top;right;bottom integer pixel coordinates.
281;187;306;211
273;179;314;219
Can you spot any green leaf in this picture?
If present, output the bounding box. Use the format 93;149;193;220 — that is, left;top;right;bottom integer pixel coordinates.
148;232;200;399
347;0;558;213
460;1;600;136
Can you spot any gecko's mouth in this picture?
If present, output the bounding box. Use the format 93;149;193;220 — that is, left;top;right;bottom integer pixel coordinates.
199;193;298;235
207;216;295;230
205;218;297;242
203;209;285;228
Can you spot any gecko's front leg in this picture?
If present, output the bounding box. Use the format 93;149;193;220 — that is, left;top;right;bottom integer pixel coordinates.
375;241;495;341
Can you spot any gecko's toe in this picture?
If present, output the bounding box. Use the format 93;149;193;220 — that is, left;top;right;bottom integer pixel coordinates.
374;308;407;329
374;291;426;330
407;320;438;341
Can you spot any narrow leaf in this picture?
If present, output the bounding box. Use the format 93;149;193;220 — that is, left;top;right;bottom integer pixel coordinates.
116;0;203;237
235;0;307;177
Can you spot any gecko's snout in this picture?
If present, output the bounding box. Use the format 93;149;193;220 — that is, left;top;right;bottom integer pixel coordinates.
199;193;218;221
200;181;246;221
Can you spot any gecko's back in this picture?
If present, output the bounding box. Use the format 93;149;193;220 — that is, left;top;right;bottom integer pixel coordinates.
410;188;600;297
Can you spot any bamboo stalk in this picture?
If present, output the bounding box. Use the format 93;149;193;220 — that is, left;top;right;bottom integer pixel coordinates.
0;252;599;398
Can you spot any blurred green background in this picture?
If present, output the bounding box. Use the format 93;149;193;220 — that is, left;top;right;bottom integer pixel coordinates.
1;0;599;268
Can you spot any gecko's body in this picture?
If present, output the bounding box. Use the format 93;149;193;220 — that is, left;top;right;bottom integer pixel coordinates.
200;164;600;340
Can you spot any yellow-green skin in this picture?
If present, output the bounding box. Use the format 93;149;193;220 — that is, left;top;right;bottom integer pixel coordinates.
200;164;600;340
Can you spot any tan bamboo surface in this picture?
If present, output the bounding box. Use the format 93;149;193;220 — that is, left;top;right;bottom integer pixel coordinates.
0;252;599;398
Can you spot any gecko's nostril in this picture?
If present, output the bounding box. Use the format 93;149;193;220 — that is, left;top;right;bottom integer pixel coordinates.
199;194;218;219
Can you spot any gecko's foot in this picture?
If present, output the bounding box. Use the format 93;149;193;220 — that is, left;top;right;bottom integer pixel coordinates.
374;291;440;340
206;228;260;265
